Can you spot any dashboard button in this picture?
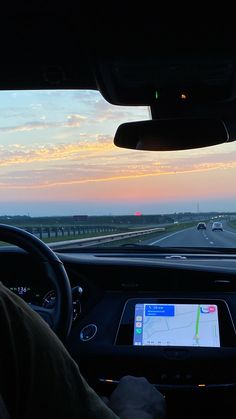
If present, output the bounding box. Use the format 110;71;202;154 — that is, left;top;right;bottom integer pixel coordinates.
80;324;97;341
163;349;188;359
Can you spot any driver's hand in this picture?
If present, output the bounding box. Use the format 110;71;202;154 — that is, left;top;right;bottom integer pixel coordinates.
107;375;166;419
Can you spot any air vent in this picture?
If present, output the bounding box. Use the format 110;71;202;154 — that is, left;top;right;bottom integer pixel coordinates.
121;282;140;289
214;280;232;285
213;279;234;290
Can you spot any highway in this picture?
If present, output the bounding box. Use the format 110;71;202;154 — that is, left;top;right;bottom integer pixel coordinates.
40;220;236;250
143;222;236;248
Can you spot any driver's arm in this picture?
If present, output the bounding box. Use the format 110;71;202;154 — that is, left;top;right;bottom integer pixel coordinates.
0;282;166;419
0;282;119;419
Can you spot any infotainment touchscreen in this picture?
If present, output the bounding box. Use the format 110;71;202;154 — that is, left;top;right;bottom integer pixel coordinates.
133;303;220;347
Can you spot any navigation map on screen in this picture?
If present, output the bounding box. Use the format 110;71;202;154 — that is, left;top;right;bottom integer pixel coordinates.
133;303;220;347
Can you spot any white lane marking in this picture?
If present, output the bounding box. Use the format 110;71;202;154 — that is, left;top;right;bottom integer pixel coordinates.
150;229;189;245
203;233;214;244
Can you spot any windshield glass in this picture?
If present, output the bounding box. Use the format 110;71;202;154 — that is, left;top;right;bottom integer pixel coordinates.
1;89;236;250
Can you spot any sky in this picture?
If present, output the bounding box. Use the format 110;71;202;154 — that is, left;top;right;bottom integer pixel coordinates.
0;89;236;216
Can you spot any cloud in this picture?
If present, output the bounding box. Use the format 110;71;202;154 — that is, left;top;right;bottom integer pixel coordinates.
2;146;236;190
0;139;115;168
1;138;236;191
0;114;87;133
0;139;235;173
93;99;148;122
0;121;51;133
64;114;86;127
96;134;113;143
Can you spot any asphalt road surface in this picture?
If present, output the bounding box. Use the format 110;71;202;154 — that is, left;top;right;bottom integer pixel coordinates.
144;222;236;248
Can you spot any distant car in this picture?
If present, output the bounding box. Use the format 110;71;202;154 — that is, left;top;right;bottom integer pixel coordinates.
212;221;223;231
197;222;207;230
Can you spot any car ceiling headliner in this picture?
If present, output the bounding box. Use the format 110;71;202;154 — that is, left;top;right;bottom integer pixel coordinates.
0;6;235;83
1;3;236;122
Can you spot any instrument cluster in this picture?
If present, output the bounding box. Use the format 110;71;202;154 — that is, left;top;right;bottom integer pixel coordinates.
9;285;81;321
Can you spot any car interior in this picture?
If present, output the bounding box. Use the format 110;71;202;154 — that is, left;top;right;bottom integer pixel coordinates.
1;4;236;419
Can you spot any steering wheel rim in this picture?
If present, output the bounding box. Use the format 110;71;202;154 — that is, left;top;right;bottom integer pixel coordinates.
0;224;73;342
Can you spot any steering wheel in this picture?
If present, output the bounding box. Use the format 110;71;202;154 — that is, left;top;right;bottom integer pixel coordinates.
0;224;73;342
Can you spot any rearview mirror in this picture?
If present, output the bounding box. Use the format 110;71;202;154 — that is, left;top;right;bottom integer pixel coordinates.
114;118;236;151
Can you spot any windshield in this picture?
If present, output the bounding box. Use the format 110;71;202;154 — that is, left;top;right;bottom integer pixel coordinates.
1;89;236;250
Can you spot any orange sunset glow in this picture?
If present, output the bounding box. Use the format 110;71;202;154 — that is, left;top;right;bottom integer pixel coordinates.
0;89;236;215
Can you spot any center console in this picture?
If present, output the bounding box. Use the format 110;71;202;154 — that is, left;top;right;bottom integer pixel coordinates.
73;295;236;418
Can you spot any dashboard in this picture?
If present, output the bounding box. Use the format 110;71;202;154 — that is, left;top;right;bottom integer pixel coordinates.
2;248;236;419
8;284;82;321
9;285;55;307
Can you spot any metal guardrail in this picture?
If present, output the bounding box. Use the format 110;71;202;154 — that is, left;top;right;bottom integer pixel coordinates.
48;227;165;249
24;225;119;239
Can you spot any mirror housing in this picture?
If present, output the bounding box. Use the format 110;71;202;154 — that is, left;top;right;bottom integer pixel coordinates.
114;118;236;151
